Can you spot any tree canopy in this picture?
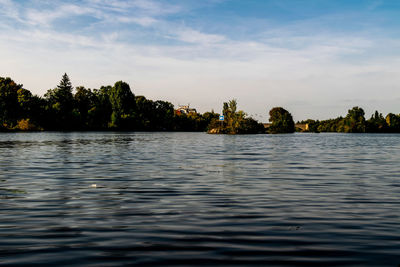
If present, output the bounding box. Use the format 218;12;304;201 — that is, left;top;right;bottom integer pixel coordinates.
44;73;75;130
207;99;265;134
268;107;295;134
1;74;256;133
298;107;400;133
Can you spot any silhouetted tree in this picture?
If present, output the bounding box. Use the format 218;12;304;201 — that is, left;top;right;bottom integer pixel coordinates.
386;113;400;132
87;86;112;129
44;73;75;130
366;111;388;133
0;77;22;126
74;86;94;129
108;81;136;129
268;107;295;134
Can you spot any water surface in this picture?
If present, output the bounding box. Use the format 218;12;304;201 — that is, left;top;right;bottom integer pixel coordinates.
1;132;399;266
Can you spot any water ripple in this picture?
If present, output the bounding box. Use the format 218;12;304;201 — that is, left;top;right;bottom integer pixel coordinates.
0;132;400;266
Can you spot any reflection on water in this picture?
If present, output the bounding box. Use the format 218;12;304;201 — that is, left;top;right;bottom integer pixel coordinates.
1;132;400;266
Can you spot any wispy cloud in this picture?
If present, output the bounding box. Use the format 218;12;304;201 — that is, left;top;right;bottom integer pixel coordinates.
168;28;226;45
1;0;400;120
117;16;158;26
0;0;24;23
25;4;99;27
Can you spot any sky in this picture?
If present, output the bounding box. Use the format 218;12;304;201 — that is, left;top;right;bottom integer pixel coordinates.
1;0;400;121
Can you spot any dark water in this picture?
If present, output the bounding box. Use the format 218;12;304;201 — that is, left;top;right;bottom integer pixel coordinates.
0;132;399;266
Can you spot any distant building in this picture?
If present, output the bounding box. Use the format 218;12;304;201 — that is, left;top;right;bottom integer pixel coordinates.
176;105;197;115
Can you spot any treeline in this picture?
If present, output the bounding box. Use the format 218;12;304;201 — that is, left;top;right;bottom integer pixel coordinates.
207;101;295;134
1;74;273;133
0;74;223;132
300;106;400;133
6;74;397;135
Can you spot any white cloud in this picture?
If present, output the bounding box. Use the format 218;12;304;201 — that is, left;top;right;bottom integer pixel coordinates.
1;0;400;121
3;19;399;120
86;0;181;16
0;0;23;23
24;4;102;27
118;16;157;27
169;28;226;44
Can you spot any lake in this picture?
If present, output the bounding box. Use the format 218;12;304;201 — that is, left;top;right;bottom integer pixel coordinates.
1;132;399;266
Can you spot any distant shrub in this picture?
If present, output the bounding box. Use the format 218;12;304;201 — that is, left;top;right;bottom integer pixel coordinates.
16;119;42;131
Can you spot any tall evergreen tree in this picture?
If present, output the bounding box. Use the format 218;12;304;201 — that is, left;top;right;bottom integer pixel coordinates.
58;73;73;92
44;73;75;130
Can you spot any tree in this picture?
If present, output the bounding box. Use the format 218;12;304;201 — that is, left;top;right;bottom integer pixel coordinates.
153;100;174;130
208;99;262;134
223;99;242;134
17;88;33;115
108;81;136;129
74;86;94;129
342;106;366;133
386;113;400;132
268;107;295;134
88;86;113;129
366;111;387;133
0;77;22;126
174;111;211;132
135;95;155;130
0;77;45;130
237;117;265;134
202;111;220;131
44;73;75;130
301;119;320;132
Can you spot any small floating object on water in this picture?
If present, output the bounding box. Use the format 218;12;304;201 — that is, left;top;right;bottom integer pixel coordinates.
90;184;97;188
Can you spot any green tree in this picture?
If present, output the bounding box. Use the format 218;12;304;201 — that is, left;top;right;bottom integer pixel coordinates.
44;73;75;130
202;111;220;131
108;81;136;129
268;107;295;134
17;88;33;114
28;95;47;129
135;95;153;130
173;111;212;132
74;86;94;129
208;99;262;134
316;117;344;132
386;113;400;132
223;99;241;134
0;77;45;130
237;117;265;134
153;100;174;130
342;106;366;133
0;77;22;126
301;119;320;132
366;111;388;133
87;86;112;129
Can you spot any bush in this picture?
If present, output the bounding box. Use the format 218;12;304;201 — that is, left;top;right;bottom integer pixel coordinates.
16;119;42;131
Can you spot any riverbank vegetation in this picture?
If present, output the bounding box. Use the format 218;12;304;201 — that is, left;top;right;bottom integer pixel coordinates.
3;74;399;134
207;99;265;134
0;74;257;133
299;106;400;133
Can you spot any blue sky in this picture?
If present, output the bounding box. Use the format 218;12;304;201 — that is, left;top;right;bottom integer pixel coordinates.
1;0;400;121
